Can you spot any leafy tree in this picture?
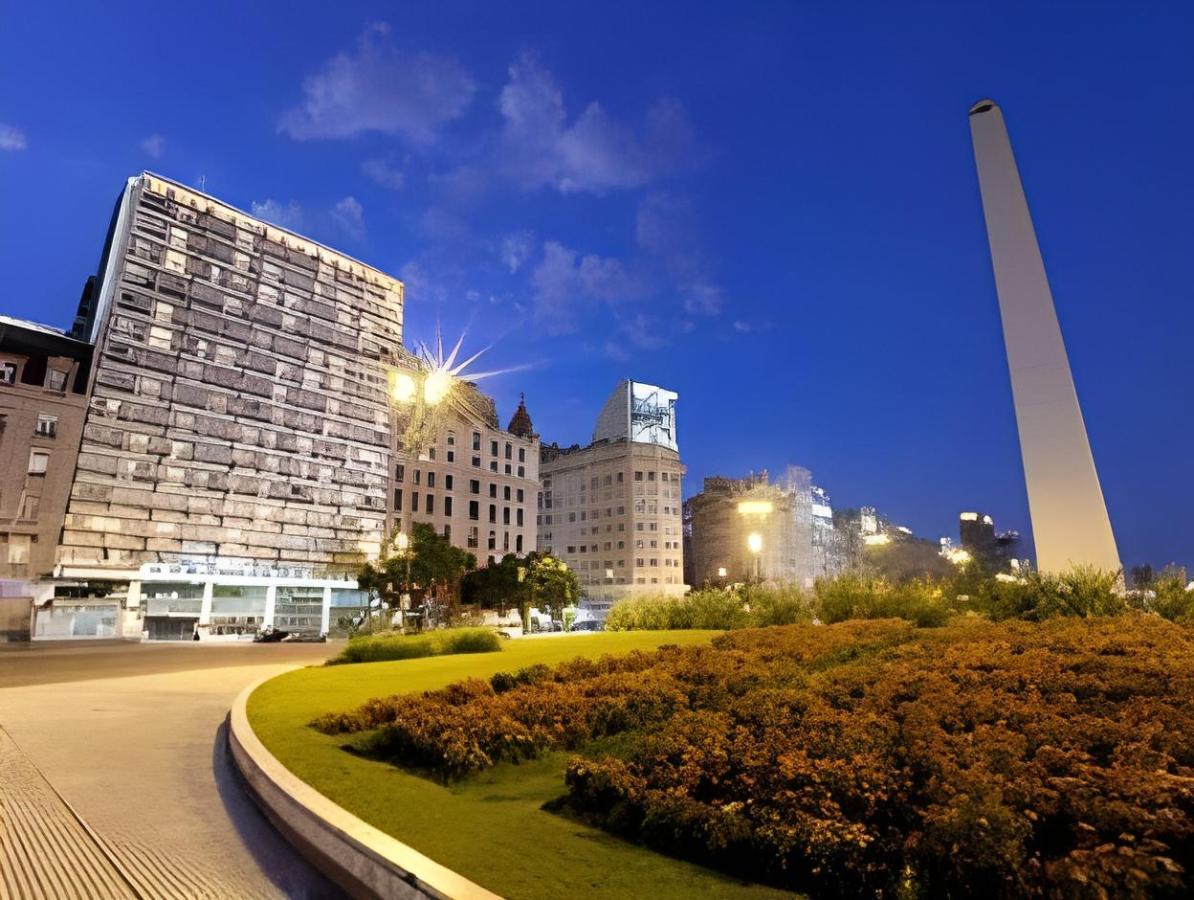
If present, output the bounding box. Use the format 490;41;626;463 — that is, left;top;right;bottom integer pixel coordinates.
461;553;530;616
528;554;580;624
356;523;476;627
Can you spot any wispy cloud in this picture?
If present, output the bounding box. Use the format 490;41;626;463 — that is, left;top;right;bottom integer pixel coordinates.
530;240;642;332
250;199;304;230
636;191;725;316
0;124;27;151
330;196;366;240
140;134;165;159
279;22;475;143
496;54;697;195
500;230;535;274
361;157;404;189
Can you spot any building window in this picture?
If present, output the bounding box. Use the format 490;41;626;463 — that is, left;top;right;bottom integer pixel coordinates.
516;534;523;553
425;494;434;514
503;531;510;551
489;484;497;498
472;432;481;451
394;489;403;510
490;440;498;456
469;500;479;520
445;475;454;490
443;524;451;541
21;495;40;520
426;472;436;488
490;461;498;473
489;504;496;523
413;470;421;486
504;442;512;460
44;369;67;392
488;531;496;550
504;464;511;475
395;464;405;482
503;485;511;501
518;447;526;463
634;471;643;481
412;491;419;511
472;456;481;468
617;472;624;483
470;479;480;494
447;432;456;446
447;450;455;463
428;447;436;460
503;507;510;525
0;362;15;384
444;497;453;516
517;466;524;478
28;450;49;475
35;414;57;438
468;526;479;548
516;509;524;527
5;534;31;565
516;489;524;502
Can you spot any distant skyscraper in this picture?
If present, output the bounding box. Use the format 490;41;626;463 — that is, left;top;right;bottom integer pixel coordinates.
968;99;1120;574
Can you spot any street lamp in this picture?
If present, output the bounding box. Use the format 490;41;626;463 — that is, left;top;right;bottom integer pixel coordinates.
747;532;763;581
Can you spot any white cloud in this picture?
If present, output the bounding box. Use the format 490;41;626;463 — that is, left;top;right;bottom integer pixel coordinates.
733;320;753;333
0;124;27;151
637;192;725;316
500;230;535;274
250;199;304;230
140;134;165;159
530;240;642;332
361;158;404;189
279;22;475;143
330;196;366;240
496;55;696;195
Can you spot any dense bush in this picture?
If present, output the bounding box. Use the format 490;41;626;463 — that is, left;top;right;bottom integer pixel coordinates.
318;616;1194;896
605;586;813;631
329;627;501;664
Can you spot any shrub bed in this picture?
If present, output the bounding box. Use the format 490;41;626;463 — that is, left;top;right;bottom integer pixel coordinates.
329;627;501;664
316;616;1194;896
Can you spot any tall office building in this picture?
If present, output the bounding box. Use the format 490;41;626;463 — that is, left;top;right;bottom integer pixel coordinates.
969;100;1120;574
538;380;685;618
49;173;404;638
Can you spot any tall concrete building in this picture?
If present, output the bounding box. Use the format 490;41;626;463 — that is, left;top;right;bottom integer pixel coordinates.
686;467;842;588
538;380;685;618
969;100;1120;575
45;173;406;638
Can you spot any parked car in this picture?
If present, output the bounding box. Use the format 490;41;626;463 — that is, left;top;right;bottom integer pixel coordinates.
571;619;604;632
253;625;290;643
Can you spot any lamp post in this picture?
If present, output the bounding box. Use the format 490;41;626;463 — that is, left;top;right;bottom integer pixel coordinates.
747;532;763;582
388;361;455;630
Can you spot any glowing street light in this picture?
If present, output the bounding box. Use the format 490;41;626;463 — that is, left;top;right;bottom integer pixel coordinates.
746;532;763;554
394;532;410;553
390;371;417;404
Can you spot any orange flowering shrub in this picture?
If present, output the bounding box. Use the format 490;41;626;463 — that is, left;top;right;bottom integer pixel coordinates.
315;617;1194;896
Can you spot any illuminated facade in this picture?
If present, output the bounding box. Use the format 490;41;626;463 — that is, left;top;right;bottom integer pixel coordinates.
686;467;842;588
969;100;1120;574
538;380;685;618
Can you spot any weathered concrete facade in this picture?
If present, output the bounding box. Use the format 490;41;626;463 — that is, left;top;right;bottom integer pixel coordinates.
56;173;404;577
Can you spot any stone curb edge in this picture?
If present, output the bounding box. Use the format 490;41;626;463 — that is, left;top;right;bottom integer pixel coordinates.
227;670;502;900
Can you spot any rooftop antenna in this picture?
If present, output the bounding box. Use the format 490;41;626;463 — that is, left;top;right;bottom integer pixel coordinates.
198;174;207;192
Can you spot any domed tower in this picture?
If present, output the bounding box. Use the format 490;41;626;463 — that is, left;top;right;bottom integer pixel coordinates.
507;392;535;439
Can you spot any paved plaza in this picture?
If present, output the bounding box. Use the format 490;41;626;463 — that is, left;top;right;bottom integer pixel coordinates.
0;640;346;899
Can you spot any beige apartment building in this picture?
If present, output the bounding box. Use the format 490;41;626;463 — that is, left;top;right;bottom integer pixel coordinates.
0;317;93;639
539;380;685;618
391;389;539;563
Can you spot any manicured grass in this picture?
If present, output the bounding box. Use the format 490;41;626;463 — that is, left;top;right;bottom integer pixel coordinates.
248;631;793;899
330;627;502;664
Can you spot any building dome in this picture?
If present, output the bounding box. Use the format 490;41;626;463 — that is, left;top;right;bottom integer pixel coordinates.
507;392;534;439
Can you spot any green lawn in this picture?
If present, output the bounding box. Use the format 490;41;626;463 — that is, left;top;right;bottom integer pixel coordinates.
248;631;794;899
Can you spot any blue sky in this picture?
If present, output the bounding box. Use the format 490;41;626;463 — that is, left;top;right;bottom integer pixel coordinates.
2;1;1192;569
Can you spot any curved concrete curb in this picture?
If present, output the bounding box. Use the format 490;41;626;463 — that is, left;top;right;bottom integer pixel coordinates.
228;672;501;900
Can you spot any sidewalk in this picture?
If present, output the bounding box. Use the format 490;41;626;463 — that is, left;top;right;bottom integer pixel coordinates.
0;726;136;899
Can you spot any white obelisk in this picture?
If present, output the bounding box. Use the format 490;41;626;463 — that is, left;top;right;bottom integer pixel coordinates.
968;99;1120;575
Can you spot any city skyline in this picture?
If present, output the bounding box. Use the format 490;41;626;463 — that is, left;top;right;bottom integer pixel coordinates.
2;3;1192;570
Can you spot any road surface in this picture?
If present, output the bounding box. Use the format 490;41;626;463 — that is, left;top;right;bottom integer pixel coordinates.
0;640;347;899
